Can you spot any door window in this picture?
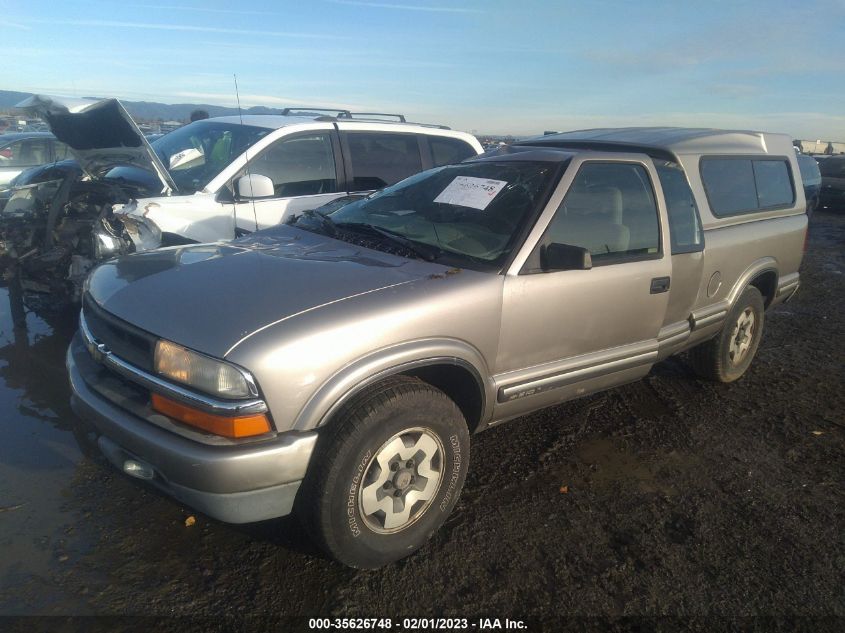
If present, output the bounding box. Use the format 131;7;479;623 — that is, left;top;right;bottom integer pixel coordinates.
539;162;660;266
344;132;422;190
818;157;845;178
655;161;704;254
429;136;477;166
248;133;338;197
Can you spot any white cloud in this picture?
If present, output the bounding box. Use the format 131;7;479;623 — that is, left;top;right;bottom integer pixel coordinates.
0;19;30;30
456;110;845;139
172;91;368;111
329;0;481;13
24;18;348;39
125;4;281;15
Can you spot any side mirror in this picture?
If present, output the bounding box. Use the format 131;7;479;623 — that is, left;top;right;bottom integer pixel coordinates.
235;174;275;200
540;242;592;271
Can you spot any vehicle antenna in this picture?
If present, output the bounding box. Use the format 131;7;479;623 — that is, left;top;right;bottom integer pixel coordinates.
234;74;259;233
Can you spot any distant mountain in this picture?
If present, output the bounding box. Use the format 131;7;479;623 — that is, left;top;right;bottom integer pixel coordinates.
0;89;297;122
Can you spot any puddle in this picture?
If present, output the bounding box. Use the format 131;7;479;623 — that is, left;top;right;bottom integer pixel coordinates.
488;432;690;509
574;437;679;497
0;289;95;613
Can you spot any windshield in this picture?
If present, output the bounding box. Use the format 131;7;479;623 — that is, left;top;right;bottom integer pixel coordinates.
298;161;560;269
151;121;271;194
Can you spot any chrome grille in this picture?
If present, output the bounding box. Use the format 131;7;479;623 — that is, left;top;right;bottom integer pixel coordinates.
82;293;156;372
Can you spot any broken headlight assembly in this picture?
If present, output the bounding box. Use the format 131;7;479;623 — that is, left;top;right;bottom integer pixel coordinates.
92;221;124;260
91;212;162;260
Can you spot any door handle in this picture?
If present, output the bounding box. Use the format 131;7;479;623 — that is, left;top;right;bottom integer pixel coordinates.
650;276;670;294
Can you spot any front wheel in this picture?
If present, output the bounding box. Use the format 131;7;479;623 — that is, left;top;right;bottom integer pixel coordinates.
298;376;470;569
689;286;765;382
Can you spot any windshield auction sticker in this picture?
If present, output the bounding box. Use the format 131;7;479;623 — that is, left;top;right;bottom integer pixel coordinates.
433;176;507;210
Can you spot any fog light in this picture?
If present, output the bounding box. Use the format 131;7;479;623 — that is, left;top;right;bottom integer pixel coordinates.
123;459;154;480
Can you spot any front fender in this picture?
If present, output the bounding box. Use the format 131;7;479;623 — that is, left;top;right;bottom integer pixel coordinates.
292;338;493;431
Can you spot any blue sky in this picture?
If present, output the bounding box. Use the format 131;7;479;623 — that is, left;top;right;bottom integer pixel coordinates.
2;0;844;138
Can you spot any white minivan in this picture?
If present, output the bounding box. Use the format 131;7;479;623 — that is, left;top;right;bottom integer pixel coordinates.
18;95;483;245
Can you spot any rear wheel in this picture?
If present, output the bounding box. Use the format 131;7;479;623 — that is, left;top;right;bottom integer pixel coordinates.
689;286;765;382
298;376;470;569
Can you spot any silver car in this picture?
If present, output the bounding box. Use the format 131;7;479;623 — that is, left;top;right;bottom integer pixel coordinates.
68;127;807;568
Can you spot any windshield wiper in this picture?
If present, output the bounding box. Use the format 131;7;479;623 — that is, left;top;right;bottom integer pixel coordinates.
293;208;337;236
336;222;441;262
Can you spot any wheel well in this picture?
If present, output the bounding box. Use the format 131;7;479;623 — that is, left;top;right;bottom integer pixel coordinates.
749;270;778;308
403;364;484;433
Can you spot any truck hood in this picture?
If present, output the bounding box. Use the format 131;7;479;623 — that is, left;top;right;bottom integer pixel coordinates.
86;226;451;359
15;94;176;194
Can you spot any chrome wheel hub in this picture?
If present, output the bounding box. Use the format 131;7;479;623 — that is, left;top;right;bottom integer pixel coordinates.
729;308;756;366
358;427;444;534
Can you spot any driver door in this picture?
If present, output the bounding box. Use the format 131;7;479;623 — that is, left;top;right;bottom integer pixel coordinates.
494;158;671;418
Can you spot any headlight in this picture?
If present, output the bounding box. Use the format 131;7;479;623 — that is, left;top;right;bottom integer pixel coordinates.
120;214;162;253
154;339;253;398
92;228;122;260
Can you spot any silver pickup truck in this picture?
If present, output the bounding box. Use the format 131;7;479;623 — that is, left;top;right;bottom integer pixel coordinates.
67;127;807;568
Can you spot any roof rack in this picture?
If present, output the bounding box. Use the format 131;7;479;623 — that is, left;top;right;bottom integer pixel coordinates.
405;122;451;130
281;107;351;117
337;111;406;123
278;106;450;130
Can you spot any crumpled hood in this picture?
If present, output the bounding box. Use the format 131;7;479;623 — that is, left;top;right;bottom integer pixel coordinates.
86;226;447;359
15;94;176;194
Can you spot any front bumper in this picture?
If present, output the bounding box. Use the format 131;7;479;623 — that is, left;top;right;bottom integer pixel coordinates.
67;333;317;523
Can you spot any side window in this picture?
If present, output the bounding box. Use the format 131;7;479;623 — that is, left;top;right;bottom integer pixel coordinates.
656;161;704;255
541;162;660;265
701;157;795;216
52;141;72;161
344;132;422;190
430;136;477;166
1;139;51;167
700;159;757;215
818;157;845;178
753;160;793;208
248;133;337;197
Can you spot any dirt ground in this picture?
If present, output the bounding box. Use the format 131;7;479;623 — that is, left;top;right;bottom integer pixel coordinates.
0;211;842;632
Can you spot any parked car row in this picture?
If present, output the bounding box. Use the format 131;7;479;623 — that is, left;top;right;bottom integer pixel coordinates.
66;125;807;568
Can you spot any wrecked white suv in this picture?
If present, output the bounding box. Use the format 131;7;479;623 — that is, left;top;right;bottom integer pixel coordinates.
20;95;483;245
4;95;481;301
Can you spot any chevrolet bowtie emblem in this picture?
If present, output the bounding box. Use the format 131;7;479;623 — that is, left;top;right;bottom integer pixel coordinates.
88;340;109;363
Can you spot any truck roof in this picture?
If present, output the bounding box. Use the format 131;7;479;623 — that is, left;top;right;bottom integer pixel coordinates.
517;127;795;159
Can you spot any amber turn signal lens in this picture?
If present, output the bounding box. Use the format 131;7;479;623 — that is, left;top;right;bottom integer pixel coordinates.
151;393;271;439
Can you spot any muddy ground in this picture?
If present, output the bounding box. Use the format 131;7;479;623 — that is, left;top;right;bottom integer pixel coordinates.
0;211;842;631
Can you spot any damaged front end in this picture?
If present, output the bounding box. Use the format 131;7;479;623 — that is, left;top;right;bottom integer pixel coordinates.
0;170;161;307
1;93;173;312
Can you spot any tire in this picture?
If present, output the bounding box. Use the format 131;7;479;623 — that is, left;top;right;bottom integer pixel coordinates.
689;286;765;383
297;376;470;569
